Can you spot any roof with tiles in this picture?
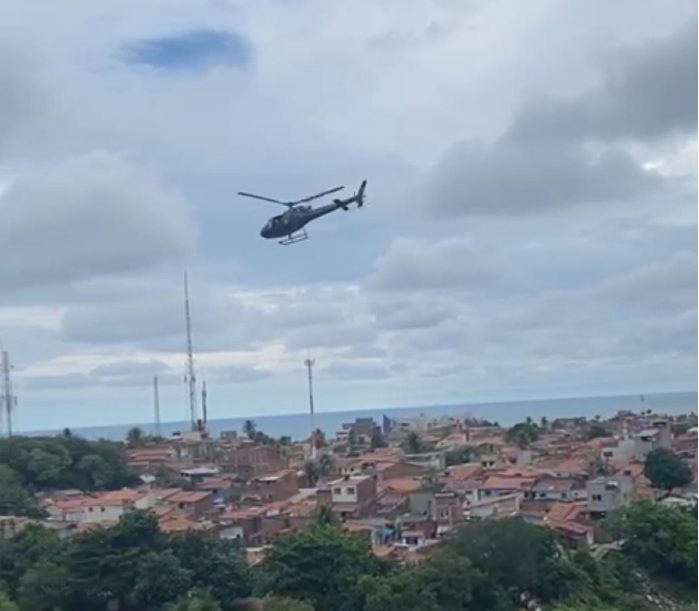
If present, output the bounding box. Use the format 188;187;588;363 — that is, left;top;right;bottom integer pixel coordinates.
379;477;423;494
481;475;537;490
546;501;586;522
165;490;213;504
197;477;232;490
442;463;483;481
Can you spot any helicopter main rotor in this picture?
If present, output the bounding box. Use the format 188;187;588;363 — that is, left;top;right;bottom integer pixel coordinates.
237;185;345;208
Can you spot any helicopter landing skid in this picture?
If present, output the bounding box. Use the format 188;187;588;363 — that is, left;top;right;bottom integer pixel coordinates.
279;229;309;246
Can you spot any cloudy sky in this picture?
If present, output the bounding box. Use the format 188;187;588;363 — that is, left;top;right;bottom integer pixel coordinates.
0;0;696;432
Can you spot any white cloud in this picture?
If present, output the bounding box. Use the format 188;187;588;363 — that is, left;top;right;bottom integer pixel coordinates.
0;0;695;431
0;152;196;291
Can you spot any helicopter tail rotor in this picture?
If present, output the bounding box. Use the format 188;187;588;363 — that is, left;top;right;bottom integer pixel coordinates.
355;180;367;208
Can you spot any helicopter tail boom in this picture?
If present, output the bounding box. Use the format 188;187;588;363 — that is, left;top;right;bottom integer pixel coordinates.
333;179;367;210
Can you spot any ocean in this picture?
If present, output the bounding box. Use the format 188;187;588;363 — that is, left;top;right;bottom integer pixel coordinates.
46;390;697;442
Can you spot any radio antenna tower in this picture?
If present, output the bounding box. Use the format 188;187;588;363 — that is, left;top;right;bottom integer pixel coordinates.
184;271;198;432
201;380;208;431
153;375;161;437
1;351;17;437
304;357;316;459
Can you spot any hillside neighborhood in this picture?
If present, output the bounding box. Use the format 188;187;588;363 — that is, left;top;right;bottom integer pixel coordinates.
2;408;696;566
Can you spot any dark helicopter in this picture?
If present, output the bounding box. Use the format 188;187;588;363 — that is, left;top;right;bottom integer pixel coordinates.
237;180;367;245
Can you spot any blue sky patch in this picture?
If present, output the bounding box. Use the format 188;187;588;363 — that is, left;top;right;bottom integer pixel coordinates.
123;29;251;71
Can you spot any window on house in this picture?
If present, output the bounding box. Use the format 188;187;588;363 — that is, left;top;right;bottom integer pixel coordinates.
561;493;568;499
345;487;356;495
179;502;185;509
333;487;342;495
591;494;602;501
100;507;105;512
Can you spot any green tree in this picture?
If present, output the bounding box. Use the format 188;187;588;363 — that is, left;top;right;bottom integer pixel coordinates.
444;445;476;466
313;504;338;527
505;422;540;448
586;424;612;440
401;431;424;455
369;429;387;450
16;561;70;611
553;605;622;611
126;426;145;448
643;448;692;493
129;550;193;609
168;531;252;609
444;517;581;602
670;422;692;437
607;500;697;587
0;593;18;611
0;434;139;492
317;453;334;477
262;525;387;611
303;460;320;487
0;466;45;518
0;524;61;598
165;590;223;611
263;595;315;611
359;552;509;611
243;420;257;440
313;429;327;449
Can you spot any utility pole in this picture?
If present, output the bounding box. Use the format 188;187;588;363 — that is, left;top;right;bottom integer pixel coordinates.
183;271;198;432
201;380;208;432
304;357;316;459
1;351;17;437
153;375;161;437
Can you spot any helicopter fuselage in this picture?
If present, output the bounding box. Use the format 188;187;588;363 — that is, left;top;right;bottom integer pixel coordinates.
260;202;344;239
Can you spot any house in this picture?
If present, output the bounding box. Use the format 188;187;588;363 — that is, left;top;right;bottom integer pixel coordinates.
196;477;233;503
586;475;635;518
127;445;177;471
249;470;299;502
403;450;446;471
226;445;290;478
601;438;636;462
179;466;220;484
632;429;661;459
440;464;483;505
479;474;538;500
45;498;87;522
526;477;587;502
650;419;671;449
164;490;215;518
466;492;522;520
81;489;141;523
330;474;377;520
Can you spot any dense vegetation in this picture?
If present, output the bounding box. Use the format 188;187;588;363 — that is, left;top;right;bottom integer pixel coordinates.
0;434;139;517
0;498;695;611
642;448;693;492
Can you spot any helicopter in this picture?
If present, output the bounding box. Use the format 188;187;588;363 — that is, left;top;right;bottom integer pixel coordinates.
237;180;367;245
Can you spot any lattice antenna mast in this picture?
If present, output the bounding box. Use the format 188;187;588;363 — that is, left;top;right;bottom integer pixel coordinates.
184;271;198;431
1;351;17;437
201;380;208;431
305;357;316;459
153;375;161;436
